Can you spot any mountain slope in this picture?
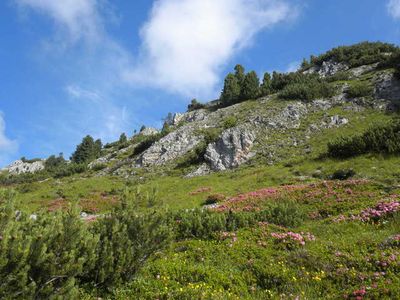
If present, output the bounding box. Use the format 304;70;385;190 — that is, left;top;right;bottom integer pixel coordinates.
0;42;399;299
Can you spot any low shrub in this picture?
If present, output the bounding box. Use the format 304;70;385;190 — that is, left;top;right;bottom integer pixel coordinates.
331;169;356;180
203;194;226;205
187;99;206;112
279;81;336;102
326;71;351;82
327;120;400;158
347;81;373;98
0;189;173;297
91;163;107;172
222;116;238;129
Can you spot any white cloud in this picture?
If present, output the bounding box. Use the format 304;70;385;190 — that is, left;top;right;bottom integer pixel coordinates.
0;113;18;167
16;0;103;43
388;0;400;19
125;0;297;97
65;85;102;103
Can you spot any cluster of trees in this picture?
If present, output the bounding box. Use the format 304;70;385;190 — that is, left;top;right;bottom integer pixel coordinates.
0;188;303;298
327;120;400;158
301;41;399;70
220;64;341;105
220;65;267;106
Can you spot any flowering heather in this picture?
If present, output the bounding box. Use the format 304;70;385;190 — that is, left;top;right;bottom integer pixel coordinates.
214;180;379;213
333;201;399;223
358;201;399;222
270;231;316;247
214;188;279;212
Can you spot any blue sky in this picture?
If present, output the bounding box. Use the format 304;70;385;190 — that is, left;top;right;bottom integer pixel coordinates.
1;0;400;167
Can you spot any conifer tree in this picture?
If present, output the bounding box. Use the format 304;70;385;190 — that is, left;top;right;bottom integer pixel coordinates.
71;135;102;164
220;73;241;105
241;71;260;100
260;72;272;96
234;64;245;86
119;133;128;144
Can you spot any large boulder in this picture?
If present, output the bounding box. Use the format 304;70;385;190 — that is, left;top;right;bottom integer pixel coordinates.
2;159;45;175
205;128;256;171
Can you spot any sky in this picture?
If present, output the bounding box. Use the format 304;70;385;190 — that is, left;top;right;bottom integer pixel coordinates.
1;0;400;167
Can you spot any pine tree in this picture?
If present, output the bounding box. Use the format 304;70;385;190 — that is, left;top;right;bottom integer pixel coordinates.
71;135;102;164
241;71;260;100
234;64;245;86
220;73;241;105
119;133;128;144
260;72;272;96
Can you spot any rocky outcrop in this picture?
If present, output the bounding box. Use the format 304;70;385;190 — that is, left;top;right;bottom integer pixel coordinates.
375;72;400;102
204;127;256;171
349;63;378;77
318;60;349;77
2;160;45;175
326;115;349;128
137;127;202;167
139;127;159;136
185;163;211;178
304;60;348;77
251;102;308;130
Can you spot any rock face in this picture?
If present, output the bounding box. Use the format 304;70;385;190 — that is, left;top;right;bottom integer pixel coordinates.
2;160;45;175
318;60;349;77
304;60;348;77
205;128;256;171
165;113;184;126
137;127;202;167
251;102;308;130
349;63;378;77
139;127;159;136
375;73;400;103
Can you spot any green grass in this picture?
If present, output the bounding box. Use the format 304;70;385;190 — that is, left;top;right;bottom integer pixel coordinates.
82;180;400;299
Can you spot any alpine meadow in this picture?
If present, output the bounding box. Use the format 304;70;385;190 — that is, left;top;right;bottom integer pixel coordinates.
1;1;400;299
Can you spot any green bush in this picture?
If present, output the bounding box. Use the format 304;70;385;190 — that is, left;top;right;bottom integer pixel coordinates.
223;116;238;129
347;81;373;98
271;72;320;92
302;42;399;70
0;188;173;297
326;71;351;82
187;99;206;112
330;169;356;180
279;81;336;101
327;120;400;158
0;190;98;299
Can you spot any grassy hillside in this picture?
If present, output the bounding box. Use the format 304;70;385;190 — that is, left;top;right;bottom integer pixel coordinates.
1;42;400;299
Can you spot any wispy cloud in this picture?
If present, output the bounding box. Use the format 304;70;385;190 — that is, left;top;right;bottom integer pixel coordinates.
0;112;18;167
16;0;104;44
16;0;135;143
387;0;400;19
65;85;102;103
13;0;300;153
125;0;298;98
